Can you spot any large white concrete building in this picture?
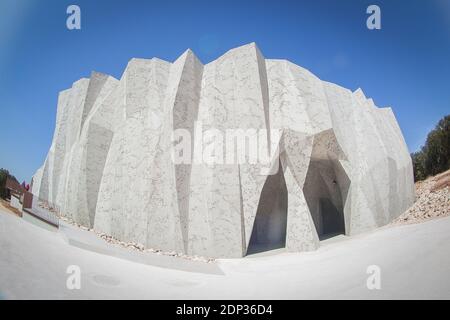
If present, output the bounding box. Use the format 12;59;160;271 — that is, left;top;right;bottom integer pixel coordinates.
32;43;415;258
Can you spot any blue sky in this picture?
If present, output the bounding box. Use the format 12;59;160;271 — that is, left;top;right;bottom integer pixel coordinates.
0;0;449;183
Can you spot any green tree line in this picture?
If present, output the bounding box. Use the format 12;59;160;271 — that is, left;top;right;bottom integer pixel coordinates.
411;115;450;181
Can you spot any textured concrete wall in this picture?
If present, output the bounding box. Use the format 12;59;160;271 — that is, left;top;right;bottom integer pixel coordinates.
32;43;415;258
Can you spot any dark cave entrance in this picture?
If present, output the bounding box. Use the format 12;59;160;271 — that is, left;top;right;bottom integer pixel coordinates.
247;161;288;255
303;158;348;240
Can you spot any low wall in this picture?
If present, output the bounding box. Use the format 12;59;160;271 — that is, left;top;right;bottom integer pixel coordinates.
10;194;22;211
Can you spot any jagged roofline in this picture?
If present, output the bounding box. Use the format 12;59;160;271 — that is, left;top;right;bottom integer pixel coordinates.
59;43;386;108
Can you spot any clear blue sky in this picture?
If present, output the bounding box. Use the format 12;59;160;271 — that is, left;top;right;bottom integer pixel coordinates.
0;0;449;183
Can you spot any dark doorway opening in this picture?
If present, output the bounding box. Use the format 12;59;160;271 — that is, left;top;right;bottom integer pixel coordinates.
247;161;288;255
303;159;347;240
319;198;345;240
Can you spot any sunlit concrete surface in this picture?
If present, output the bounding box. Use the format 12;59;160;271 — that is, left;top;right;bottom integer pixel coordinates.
1;209;449;299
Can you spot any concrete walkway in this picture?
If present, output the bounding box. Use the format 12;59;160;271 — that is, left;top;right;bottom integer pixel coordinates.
1;208;449;299
58;221;222;275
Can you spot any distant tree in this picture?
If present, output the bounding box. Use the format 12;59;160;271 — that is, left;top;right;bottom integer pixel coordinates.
411;150;426;181
424;115;450;176
411;115;450;181
0;168;19;199
0;168;9;199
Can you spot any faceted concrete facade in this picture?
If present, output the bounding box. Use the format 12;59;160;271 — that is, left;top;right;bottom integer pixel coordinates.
32;43;415;258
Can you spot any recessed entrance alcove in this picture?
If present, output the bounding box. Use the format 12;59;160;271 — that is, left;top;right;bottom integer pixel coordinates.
303;158;348;240
247;160;288;255
301;130;349;241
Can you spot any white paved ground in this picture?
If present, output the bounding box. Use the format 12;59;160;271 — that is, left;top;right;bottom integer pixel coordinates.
1;208;449;299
